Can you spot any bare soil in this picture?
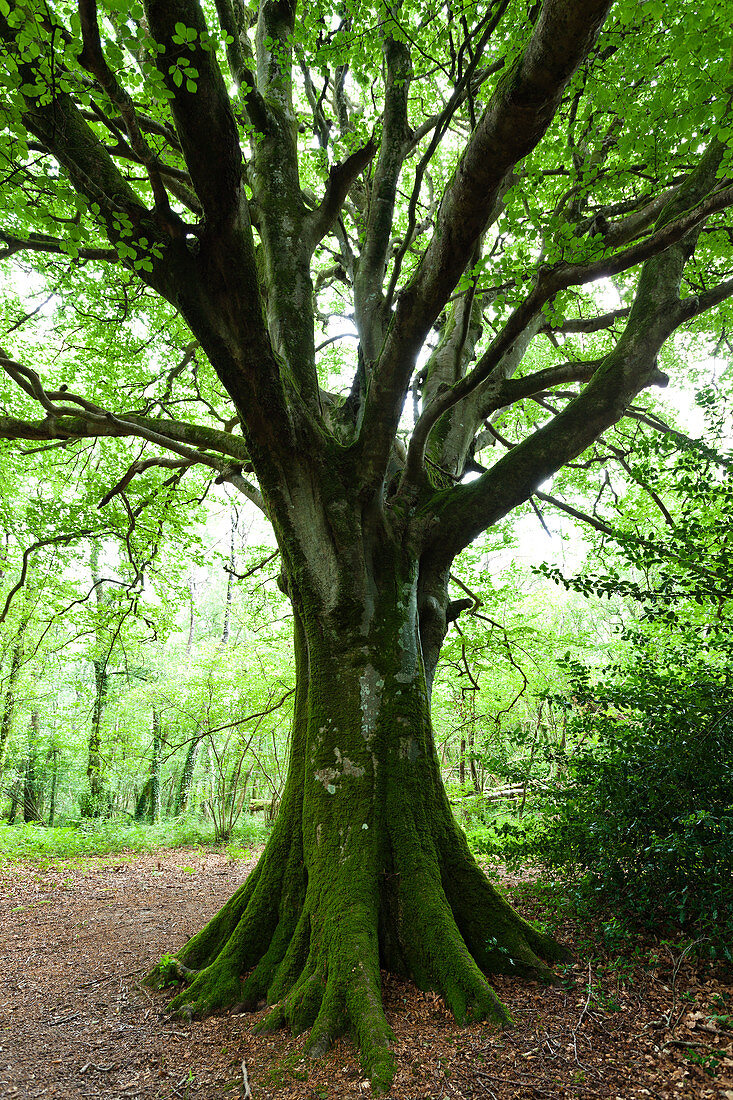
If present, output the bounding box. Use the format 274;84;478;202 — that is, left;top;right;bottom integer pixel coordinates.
1;848;731;1099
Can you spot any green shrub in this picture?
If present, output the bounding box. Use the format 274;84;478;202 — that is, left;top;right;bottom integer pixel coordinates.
520;663;733;954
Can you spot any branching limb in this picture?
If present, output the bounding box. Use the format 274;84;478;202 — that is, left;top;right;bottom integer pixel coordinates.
0;529;100;625
213;0;268;131
385;3;511;316
353;27;412;364
358;0;615;491
401;178;733;490
78;0;175;222
0;230;118;262
306;140;378;250
0;349;251;461
540;306;630;335
144;0;245;226
415;122;732;566
98;456;193;508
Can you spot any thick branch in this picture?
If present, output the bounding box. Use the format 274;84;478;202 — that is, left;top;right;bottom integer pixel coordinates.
0;231;118;262
144;0;244;224
213;0;269;131
540;306;630;335
353;29;412;364
0;407;249;462
78;0;173;219
306;139;377;250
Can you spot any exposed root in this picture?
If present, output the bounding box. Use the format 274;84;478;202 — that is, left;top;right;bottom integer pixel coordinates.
393;831;512;1028
253;897;395;1094
168;957;246;1017
154;767;569;1096
256;960;322;1034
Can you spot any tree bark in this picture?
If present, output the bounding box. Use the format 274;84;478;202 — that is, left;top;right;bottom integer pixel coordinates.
83;548;112;818
47;746;59;827
150;708;162;825
160;533;567;1091
175;734;201;816
0;615;29;785
82;655;110;817
23;709;43;823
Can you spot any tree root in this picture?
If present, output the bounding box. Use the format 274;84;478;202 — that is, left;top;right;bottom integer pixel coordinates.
154;798;568;1094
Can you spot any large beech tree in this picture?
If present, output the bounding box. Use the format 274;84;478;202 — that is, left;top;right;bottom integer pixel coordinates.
1;0;733;1088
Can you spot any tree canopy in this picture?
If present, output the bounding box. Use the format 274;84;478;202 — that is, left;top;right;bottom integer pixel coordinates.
0;0;730;556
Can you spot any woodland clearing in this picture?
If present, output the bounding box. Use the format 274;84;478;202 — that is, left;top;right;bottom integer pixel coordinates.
1;848;731;1100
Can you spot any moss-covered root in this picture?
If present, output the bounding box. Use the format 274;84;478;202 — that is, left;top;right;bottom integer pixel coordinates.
395;856;512;1027
257;911;396;1095
167;956;246;1018
441;844;572;976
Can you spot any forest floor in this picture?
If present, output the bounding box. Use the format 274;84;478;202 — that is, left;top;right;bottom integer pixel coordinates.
1;847;732;1100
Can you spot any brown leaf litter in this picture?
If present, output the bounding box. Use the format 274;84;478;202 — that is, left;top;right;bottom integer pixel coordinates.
1;848;731;1099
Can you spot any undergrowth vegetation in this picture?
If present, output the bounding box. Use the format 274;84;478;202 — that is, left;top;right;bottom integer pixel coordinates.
0;815;269;865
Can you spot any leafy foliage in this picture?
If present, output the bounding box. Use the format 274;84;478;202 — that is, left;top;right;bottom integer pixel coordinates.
534;662;733;953
483;427;733;950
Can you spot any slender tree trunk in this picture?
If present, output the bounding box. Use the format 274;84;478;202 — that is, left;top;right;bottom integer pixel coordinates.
47;746;59;827
84;547;112;818
221;517;236;646
7;774;21;824
23;709;42;823
0;619;28;784
175;734;201;816
186;578;197;655
135;778;152;822
162;542;567;1091
150;708;162;824
83;656;110;817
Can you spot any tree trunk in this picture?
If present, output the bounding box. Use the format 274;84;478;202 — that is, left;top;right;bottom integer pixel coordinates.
82;656;110;817
47;746;59;827
23;709;42;823
162;544;567;1091
7;774;21;824
221;514;236;646
175;734;201;816
135;778;152;823
150;708;162;825
0;619;28;784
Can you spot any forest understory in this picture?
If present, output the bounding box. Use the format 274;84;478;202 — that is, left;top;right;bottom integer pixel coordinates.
2;847;731;1100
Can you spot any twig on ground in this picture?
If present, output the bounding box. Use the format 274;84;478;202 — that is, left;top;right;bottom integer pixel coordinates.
241;1059;252;1098
48;1011;80;1026
79;966;145;988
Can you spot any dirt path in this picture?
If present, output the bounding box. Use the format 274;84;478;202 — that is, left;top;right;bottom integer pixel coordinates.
1;848;731;1099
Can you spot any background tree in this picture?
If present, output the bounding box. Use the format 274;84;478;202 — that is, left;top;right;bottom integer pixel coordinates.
1;0;733;1089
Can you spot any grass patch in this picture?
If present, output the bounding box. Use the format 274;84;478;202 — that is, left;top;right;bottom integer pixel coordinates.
0;816;270;866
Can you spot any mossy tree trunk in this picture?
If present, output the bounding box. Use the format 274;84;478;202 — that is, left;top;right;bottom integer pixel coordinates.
174;733;201;816
164;522;567;1091
83;549;113;818
82;655;110;818
0;613;29;786
150;708;162;825
47;746;59;826
23;708;43;823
